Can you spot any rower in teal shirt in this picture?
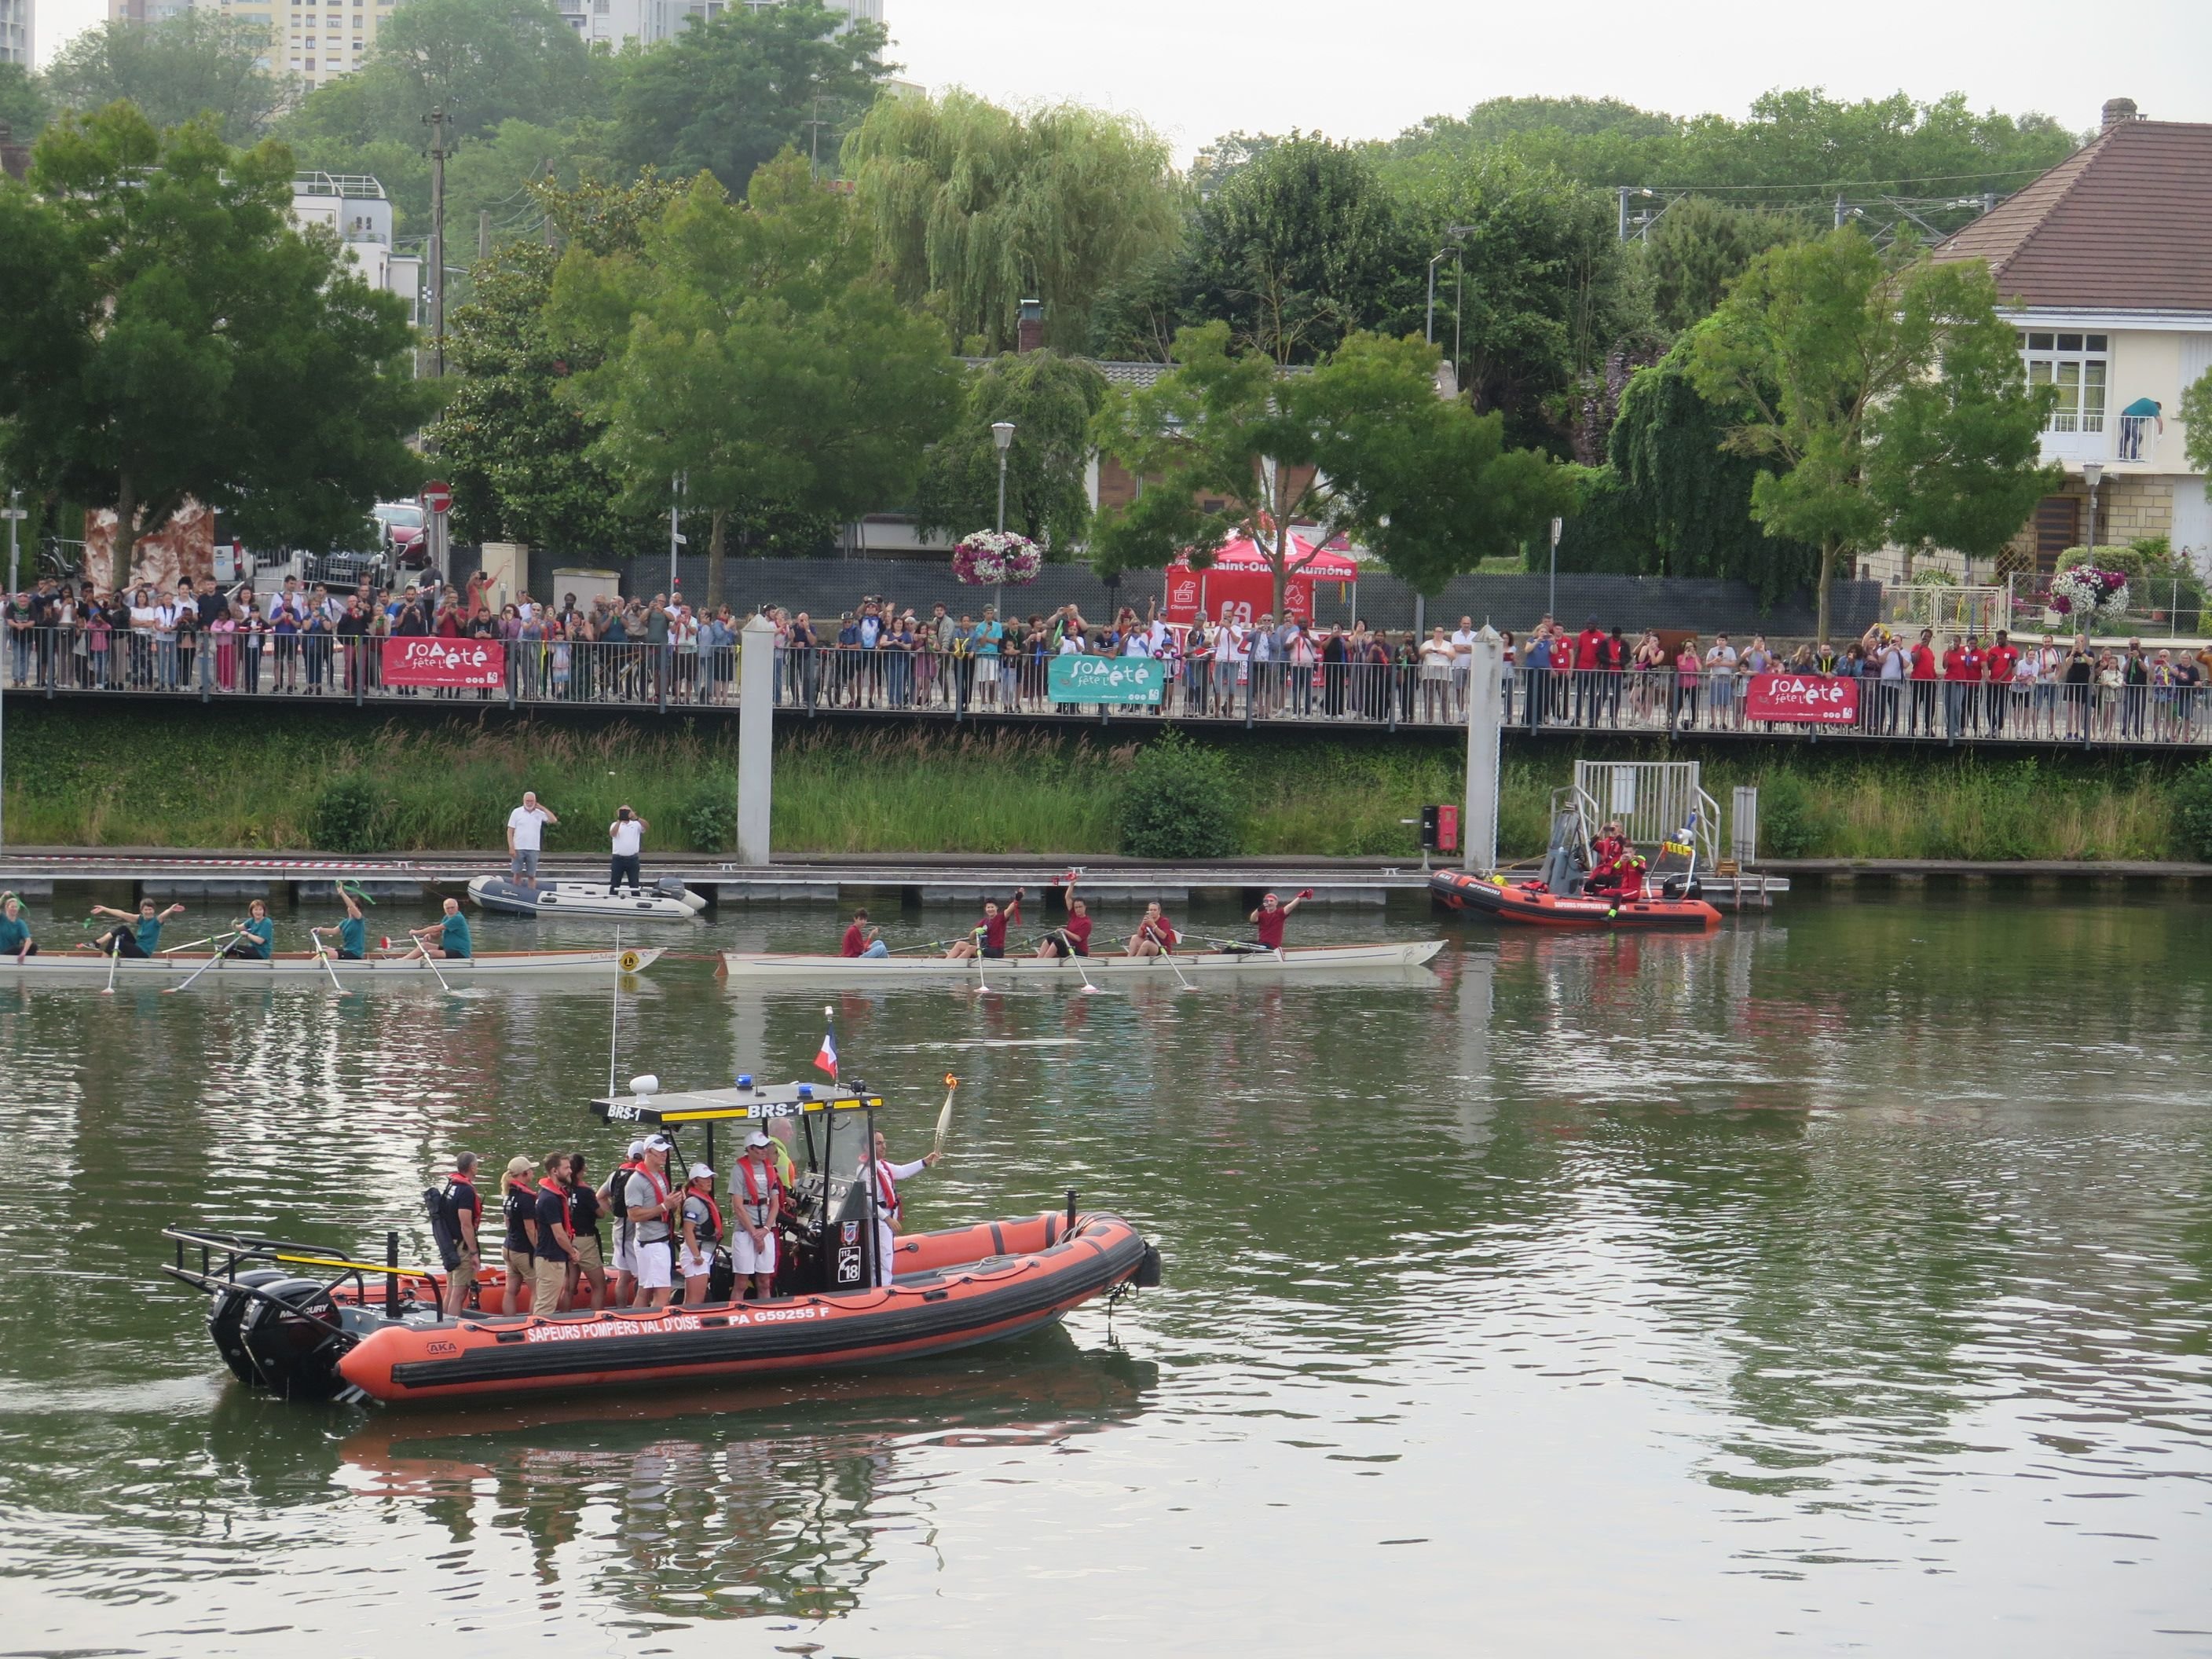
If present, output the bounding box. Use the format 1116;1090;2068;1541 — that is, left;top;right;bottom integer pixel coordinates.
310;890;369;960
0;895;35;959
224;899;276;959
408;897;472;960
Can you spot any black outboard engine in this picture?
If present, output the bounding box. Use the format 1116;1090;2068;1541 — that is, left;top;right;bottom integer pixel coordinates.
208;1268;299;1385
654;875;690;900
234;1277;350;1400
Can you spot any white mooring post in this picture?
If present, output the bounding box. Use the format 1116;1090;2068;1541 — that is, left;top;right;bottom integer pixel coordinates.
1464;624;1503;874
737;613;776;866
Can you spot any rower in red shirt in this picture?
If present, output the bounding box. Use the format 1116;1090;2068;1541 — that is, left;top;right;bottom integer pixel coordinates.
840;908;886;958
946;887;1024;961
1247;887;1314;951
1036;873;1093;959
1126;901;1179;958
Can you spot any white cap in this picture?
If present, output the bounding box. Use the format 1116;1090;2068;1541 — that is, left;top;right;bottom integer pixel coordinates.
644;1134;672;1152
626;1140;646;1159
744;1130;771;1148
688;1162;714;1180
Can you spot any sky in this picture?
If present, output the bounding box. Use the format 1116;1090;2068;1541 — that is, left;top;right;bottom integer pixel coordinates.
32;0;2212;163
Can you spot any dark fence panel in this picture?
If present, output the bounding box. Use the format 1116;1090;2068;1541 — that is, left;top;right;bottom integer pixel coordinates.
598;557;1875;641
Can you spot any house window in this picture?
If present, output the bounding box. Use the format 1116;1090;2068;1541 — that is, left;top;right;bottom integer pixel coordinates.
2021;331;2108;434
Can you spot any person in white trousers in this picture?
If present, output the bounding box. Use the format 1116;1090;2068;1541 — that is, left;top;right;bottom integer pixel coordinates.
866;1130;941;1287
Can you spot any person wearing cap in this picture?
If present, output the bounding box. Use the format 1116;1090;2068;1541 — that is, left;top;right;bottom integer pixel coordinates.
1247;888;1311;953
499;1155;538;1314
866;1130;941;1287
531;1152;580;1316
601;1139;646;1308
622;1136;679;1309
678;1161;723;1305
1589;821;1628;894
730;1131;784;1300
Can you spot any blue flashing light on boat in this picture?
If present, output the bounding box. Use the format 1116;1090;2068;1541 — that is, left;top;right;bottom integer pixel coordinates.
735;1073;754;1090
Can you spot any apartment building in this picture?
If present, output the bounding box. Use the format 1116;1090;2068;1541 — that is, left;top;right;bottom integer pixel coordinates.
0;0;31;68
556;0;880;52
291;170;420;321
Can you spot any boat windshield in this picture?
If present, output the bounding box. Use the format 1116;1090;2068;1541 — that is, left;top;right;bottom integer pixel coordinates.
802;1107;873;1185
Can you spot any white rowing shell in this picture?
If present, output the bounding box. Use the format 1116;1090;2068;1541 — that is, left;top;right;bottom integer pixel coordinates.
0;947;665;980
720;941;1445;978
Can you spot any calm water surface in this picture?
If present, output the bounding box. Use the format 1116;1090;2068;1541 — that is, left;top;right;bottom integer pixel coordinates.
0;895;2207;1657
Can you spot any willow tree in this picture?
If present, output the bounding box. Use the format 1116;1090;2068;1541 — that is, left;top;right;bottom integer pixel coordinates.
841;90;1181;354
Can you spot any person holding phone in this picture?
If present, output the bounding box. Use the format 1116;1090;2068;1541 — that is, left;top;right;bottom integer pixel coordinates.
608;804;649;895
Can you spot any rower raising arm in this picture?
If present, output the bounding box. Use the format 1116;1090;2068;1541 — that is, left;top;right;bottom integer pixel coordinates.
946;887;1024;961
1247;888;1315;951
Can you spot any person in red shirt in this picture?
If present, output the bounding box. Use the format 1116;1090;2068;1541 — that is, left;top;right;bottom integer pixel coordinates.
946;887;1024;961
1126;901;1179;958
1247;887;1314;951
1037;877;1093;958
1943;634;1981;738
840;908;885;958
1983;629;2020;734
1909;628;1939;735
1573;615;1607;725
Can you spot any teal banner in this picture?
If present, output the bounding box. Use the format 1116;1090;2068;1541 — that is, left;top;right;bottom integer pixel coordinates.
1047;656;1166;705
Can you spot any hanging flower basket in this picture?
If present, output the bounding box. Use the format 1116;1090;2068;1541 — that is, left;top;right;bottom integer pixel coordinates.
2047;566;2130;620
952;529;1042;587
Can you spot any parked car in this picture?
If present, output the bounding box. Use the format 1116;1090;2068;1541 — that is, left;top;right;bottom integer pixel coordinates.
372;501;427;567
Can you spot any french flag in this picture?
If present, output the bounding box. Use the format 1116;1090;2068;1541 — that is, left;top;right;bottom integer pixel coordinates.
814;1020;838;1080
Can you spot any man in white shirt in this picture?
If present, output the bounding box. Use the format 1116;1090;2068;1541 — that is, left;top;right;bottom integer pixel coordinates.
607;804;648;894
1705;634;1740;728
1450;617;1478;714
866;1129;941;1287
505;790;558;889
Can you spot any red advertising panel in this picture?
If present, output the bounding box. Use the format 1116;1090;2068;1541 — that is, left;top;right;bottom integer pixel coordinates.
1743;672;1859;724
1435;804;1459;852
381;638;505;689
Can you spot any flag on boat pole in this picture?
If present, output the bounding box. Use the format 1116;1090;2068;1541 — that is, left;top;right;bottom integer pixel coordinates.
814;1005;838;1080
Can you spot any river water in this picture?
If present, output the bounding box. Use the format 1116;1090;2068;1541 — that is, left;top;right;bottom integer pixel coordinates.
0;895;2207;1657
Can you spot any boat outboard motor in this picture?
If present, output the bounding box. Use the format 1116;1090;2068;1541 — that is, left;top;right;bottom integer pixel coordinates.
235;1277;351;1400
207;1268;300;1385
654;875;690;900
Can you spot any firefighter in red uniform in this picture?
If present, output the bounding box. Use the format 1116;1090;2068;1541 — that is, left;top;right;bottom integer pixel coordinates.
1588;822;1628;893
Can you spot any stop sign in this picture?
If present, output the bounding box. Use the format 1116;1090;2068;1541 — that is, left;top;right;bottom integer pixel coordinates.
420;480;452;515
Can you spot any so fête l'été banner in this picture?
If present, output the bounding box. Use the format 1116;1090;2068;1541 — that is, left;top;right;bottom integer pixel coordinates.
1046;655;1165;705
380;637;506;690
1741;672;1860;724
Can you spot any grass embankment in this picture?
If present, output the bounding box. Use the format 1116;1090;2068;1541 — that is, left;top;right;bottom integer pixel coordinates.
2;702;2200;861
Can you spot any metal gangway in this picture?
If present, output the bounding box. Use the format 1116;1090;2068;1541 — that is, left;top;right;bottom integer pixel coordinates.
1538;760;1723;895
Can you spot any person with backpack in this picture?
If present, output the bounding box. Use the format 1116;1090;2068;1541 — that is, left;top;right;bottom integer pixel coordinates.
427;1152;482;1317
599;1139;644;1307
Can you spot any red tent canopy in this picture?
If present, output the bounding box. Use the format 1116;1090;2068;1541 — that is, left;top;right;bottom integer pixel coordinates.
1163;533;1358;624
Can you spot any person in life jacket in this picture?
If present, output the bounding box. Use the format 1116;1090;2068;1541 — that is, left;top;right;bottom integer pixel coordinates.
530;1152;580;1317
1602;848;1650;903
599;1140;645;1308
866;1130;942;1288
621;1137;679;1309
1126;900;1180;958
946;887;1025;961
678;1162;723;1306
565;1149;608;1311
730;1131;784;1300
438;1152;482;1317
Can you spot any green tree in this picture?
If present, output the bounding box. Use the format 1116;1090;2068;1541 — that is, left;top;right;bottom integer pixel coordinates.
1183;132;1410;365
427;174;683;555
1639;196;1808;334
2181;368;2212;476
1091;320;1570;613
843;89;1181;356
551;154;958;606
0;107;432;551
44;14;296;144
1685;228;2059;642
1557;345;1821;602
914;350;1108;554
0;64;50;143
617;0;884;195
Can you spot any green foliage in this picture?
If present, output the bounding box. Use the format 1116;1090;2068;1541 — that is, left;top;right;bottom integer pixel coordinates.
311;775;385;854
2170;764;2212;862
618;1;883;196
1685;229;2059;641
44;14;295;145
2184;368;2212;478
2057;540;2206;624
1558;343;1821;602
1638;196;1809;335
1116;731;1240;859
1184;131;1407;366
684;775;738;852
1755;770;1820;857
1092;322;1572;606
0;64;50;142
0;105;433;555
843;90;1181;356
914;351;1108;554
551;156;958;605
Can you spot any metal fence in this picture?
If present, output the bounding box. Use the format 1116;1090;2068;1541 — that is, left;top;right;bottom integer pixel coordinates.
13;632;2212;750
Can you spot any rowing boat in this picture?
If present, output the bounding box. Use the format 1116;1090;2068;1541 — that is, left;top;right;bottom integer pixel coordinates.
720;940;1445;979
5;947;664;981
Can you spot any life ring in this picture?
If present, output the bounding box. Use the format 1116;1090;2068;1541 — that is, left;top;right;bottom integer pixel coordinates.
618;950;642;973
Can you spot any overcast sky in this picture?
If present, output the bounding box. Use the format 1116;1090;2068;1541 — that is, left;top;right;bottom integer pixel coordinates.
35;0;2212;164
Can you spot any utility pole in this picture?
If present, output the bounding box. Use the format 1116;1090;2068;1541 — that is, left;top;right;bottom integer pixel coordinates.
424;108;449;377
478;208;489;262
1617;185;1631;241
0;489;22;859
668;471;687;594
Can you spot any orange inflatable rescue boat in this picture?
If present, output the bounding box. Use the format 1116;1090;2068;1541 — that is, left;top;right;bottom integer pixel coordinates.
165;1076;1161;1405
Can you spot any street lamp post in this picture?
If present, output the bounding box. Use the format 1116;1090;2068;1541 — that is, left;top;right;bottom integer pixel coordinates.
991;420;1015;620
2083;461;2104;558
